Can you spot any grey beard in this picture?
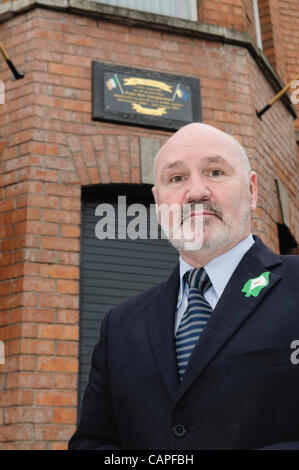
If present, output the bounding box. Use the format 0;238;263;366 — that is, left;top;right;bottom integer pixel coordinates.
167;196;251;254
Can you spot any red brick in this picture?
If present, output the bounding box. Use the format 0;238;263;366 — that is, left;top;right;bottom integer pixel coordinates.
53;408;76;424
22;292;39;307
60;198;81;211
18;356;36;371
40;293;78;309
51;441;69;450
38;324;78;341
34;424;75;441
37;357;78;373
0;424;33;442
49;63;86;78
0;199;15;213
92;135;104;150
44;183;80;198
5;407;53;425
22;308;56;323
35;391;77;407
60;224;80;238
6;372;52;390
40;264;79;279
0;264;23;281
57;310;79;324
42;237;80;252
43;208;80;224
22;278;56;293
110;166;121;183
56;341;78;357
17;339;55;356
0;390;34;408
55;373;78;390
57;280;79;294
72;154;90;185
87;166;100;184
17;221;58;236
131;167;141;184
0;281;11;297
57;251;80;266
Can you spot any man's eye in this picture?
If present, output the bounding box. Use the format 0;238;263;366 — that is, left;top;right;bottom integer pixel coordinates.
209;169;223;177
170;175;184;183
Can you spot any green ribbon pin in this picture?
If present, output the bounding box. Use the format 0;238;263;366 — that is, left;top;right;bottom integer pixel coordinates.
242;271;270;297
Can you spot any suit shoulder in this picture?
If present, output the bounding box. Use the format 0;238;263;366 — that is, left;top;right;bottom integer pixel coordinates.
107;280;166;325
278;255;299;291
280;254;299;270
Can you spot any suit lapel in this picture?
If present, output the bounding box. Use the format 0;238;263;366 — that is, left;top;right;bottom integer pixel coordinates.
146;264;180;403
176;236;283;403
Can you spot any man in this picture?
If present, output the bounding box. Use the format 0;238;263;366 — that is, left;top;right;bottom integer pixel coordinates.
69;123;299;450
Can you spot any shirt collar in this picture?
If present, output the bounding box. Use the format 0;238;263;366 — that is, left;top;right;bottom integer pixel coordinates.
177;234;255;307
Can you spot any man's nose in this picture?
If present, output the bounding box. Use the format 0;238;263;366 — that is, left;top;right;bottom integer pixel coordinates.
185;174;211;202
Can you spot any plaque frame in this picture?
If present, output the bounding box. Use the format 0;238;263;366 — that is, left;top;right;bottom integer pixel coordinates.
92;61;202;130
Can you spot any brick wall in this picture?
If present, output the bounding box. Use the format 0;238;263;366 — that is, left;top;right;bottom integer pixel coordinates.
0;3;297;450
198;0;245;31
248;55;297;250
199;0;299;131
279;0;299;132
259;0;288;85
198;0;256;42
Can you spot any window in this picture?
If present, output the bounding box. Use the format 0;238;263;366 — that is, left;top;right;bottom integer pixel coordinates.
94;0;198;21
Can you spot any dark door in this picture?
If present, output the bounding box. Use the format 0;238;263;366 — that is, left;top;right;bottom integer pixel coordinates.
78;184;178;415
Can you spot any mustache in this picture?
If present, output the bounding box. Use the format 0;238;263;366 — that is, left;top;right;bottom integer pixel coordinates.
181;200;224;222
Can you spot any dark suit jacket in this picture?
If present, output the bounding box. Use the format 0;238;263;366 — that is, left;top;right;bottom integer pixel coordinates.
69;236;299;450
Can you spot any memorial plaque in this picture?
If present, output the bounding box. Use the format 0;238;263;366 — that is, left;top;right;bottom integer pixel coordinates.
92;61;202;130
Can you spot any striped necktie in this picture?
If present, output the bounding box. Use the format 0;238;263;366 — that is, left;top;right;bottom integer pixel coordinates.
175;268;213;380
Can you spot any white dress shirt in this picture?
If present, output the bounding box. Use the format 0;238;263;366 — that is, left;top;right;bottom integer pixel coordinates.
174;234;255;334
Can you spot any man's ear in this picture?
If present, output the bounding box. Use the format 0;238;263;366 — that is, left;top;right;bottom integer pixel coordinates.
249;171;258;211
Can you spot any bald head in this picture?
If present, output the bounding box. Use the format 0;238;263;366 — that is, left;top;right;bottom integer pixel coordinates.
154;123;251;183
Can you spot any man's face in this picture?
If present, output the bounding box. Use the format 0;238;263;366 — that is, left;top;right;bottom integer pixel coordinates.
152;124;257;256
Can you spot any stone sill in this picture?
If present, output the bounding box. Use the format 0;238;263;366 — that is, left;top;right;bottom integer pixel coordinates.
0;0;296;119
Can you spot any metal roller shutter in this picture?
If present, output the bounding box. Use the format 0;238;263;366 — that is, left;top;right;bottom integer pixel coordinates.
78;185;178;415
